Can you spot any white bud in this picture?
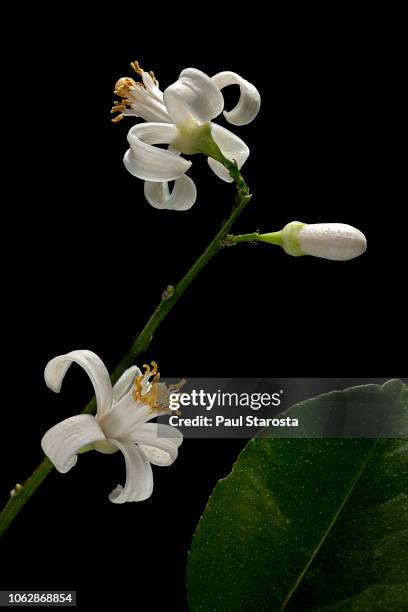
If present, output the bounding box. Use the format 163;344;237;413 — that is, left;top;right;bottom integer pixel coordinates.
281;222;367;261
298;223;367;261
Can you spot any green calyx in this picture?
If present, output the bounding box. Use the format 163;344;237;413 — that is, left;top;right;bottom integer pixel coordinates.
280;221;307;257
171;121;225;163
257;222;306;256
230;222;308;257
257;231;283;247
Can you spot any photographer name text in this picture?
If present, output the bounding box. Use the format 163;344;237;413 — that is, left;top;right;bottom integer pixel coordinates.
168;415;298;428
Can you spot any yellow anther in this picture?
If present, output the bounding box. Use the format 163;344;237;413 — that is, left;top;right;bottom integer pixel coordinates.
111;60;158;125
132;361;166;413
130;60;144;76
131;361;184;415
149;70;158;84
150;361;158;376
111;99;131;114
169;379;187;392
111;114;124;123
133;375;144;401
143;363;151;376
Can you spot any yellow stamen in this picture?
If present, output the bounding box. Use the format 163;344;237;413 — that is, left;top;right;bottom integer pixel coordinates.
169;379;187;392
149;70;158;84
130;60;144;76
133;374;143;400
111;114;124;123
150;361;158;376
111;60;158;125
111;100;131;112
131;361;185;415
143;363;151;376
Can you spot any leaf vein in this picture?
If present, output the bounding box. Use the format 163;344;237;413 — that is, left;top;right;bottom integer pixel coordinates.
280;438;380;611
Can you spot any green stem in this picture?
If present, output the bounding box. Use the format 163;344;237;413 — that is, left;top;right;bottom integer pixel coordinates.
225;232;260;244
226;230;283;246
0;459;54;537
0;165;251;538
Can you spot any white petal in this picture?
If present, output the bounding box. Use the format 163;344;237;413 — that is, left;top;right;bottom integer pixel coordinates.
113;366;141;403
144;175;197;211
164;68;224;125
207;124;250;183
44;350;113;419
108;439;153;503
298;223;367;261
124;123;191;182
41;414;106;473
151;423;183;447
139;444;176;466
141;71;165;104
98;391;151;440
212;71;261;126
130;423;183;466
207;159;233;183
99;380;175;441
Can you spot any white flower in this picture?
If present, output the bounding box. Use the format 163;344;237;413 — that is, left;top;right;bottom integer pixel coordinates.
275;221;367;261
112;62;260;211
41;350;183;503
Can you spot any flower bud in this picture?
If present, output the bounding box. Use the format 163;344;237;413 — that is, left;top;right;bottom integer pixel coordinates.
259;222;367;261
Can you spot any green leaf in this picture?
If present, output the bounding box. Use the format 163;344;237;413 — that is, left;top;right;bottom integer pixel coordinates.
186;380;408;611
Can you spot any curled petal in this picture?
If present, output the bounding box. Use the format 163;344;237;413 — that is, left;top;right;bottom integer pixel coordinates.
113;366;141;404
108;439;153;503
124;123;191;182
130;423;183;466
139;444;177;466
144;175;197;211
44;350;113;419
98;393;153;440
212;71;261;126
41;415;106;473
208;124;250;183
99;381;174;441
164;68;224;125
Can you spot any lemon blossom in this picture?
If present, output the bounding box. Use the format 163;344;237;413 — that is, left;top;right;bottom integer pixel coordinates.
41;350;183;503
112;62;260;211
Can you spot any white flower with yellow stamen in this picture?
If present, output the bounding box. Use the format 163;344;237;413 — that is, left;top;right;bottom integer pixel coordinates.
112;61;260;211
41;350;184;503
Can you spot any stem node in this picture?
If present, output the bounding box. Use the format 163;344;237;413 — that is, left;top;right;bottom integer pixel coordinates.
162;285;175;300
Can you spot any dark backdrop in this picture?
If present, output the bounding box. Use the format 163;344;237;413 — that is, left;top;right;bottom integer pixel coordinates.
1;6;405;610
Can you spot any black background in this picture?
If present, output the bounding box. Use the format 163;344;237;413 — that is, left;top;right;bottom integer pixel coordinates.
1;6;405;610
